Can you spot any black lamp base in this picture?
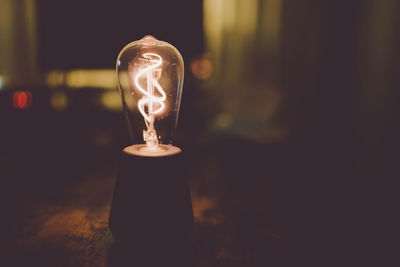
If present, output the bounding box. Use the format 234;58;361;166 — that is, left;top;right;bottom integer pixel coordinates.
109;146;194;247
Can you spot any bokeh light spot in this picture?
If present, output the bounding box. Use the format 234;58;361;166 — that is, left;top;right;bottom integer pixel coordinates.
50;92;68;111
190;54;213;80
12;90;32;109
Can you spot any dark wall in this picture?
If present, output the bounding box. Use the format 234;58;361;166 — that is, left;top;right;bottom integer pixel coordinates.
37;0;204;70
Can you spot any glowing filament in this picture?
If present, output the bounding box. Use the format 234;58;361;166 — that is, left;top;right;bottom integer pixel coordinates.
134;53;166;124
133;52;166;149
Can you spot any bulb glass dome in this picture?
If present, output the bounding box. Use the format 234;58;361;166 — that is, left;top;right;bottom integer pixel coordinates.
116;36;184;156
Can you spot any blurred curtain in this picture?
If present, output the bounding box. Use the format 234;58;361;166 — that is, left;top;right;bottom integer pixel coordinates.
203;0;285;141
203;0;399;161
355;0;399;178
0;0;38;88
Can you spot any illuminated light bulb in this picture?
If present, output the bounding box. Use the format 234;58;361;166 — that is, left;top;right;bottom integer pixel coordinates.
116;35;184;156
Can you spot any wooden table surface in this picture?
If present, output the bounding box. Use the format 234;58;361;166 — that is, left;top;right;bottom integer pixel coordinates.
0;137;304;266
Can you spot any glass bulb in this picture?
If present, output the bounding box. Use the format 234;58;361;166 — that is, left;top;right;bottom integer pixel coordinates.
116;35;184;156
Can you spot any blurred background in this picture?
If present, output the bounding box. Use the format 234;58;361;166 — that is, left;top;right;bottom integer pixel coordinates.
0;0;398;266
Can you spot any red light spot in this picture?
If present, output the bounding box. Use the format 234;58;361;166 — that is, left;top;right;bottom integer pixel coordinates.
18;92;27;108
12;91;32;109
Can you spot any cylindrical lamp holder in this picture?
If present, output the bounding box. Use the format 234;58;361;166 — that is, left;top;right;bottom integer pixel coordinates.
109;146;194;245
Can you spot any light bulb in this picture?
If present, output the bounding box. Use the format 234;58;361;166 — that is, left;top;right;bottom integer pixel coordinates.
116;35;184;156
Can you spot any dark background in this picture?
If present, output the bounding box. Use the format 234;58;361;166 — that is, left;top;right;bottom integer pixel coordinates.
0;0;398;266
36;0;204;70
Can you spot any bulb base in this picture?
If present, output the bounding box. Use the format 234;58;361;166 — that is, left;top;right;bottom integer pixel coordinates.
108;146;194;251
123;144;182;157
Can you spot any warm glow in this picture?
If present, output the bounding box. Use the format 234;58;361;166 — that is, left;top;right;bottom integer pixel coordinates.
124;144;181;157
